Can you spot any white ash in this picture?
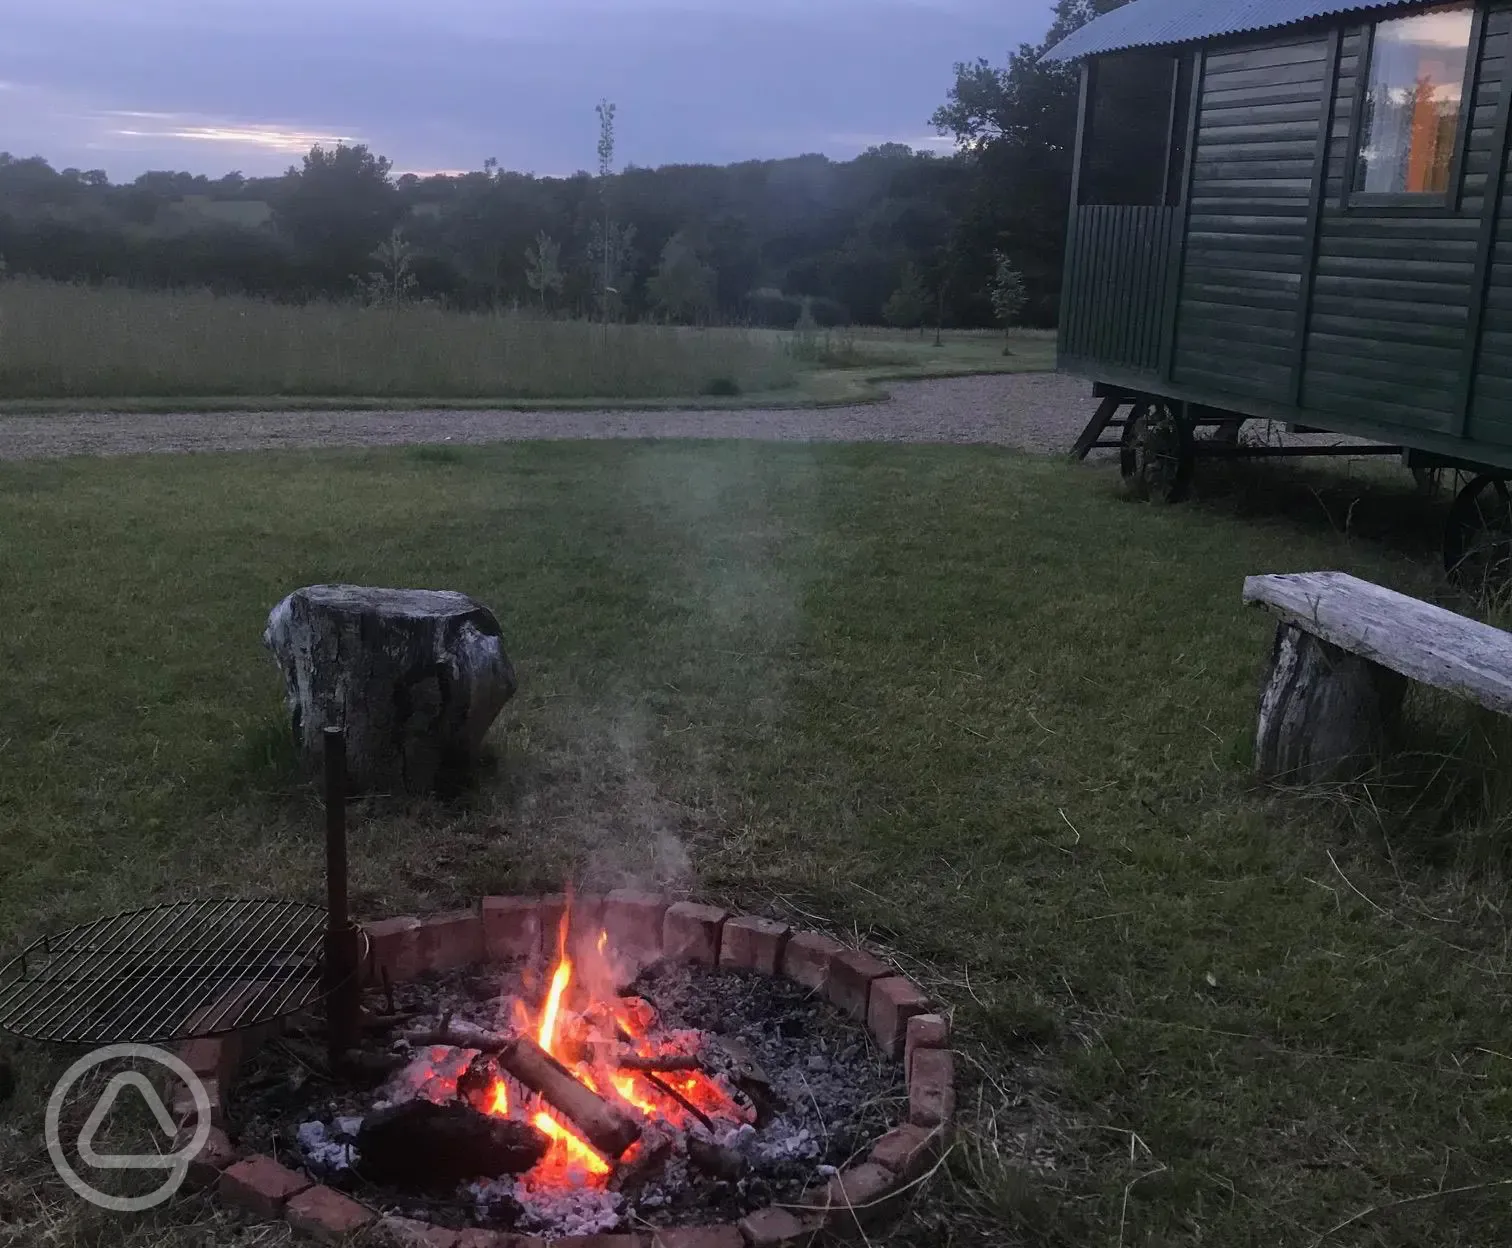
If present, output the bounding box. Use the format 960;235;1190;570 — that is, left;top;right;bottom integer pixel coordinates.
470;1177;623;1237
296;1118;360;1173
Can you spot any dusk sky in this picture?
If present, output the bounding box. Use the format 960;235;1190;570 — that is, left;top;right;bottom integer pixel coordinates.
1;0;1051;182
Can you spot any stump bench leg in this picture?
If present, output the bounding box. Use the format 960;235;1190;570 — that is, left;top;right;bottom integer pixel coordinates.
1254;623;1407;785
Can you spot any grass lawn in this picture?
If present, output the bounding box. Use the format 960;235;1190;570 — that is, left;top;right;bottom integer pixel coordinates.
0;279;1052;414
1;442;1508;1245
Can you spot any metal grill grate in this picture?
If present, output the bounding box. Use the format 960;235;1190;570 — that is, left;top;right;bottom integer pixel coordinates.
0;898;329;1046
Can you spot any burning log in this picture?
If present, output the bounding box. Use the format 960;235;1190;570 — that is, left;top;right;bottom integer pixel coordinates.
616;1055;702;1073
642;1071;714;1132
456;1052;501;1113
356;1100;549;1186
496;1036;642;1161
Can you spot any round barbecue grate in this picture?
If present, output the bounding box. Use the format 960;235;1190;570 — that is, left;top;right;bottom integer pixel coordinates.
0;898;332;1046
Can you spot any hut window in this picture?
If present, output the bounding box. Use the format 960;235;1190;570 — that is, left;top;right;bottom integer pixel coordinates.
1080;50;1191;207
1354;3;1475;198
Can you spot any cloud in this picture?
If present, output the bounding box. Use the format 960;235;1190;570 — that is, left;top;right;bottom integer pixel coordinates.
99;111;359;153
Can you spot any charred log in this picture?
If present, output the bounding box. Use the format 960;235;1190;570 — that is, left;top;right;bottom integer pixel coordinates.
355;1100;548;1187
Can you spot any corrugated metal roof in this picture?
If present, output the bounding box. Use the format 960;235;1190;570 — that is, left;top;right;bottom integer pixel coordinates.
1042;0;1428;62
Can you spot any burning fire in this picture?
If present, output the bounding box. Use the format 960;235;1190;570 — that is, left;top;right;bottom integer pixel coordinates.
466;903;745;1189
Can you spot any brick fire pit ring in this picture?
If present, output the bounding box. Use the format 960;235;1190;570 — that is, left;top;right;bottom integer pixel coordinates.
165;892;957;1245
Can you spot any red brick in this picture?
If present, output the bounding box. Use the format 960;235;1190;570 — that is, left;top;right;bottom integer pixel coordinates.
364;916;423;984
483;895;542;962
780;931;844;993
568;893;608;948
663;902;728;965
737;1206;825;1245
603;889;668;964
802;1161;901;1229
417;907;485;971
649;1228;745;1247
651;1229;744;1248
182;981;286;1053
718;916;790;974
537;894;569;959
171;1075;223;1130
869;1123;943;1181
175;1125;238;1191
285;1183;376;1242
219;1153;312;1218
378;1216;462;1247
454;1230;531;1247
908;1047;956;1129
826;947;892;1020
867;976;929;1060
904;1013;949;1079
176;1036;237;1085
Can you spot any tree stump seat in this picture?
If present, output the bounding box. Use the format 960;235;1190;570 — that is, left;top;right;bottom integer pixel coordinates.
1243;571;1512;785
263;585;517;795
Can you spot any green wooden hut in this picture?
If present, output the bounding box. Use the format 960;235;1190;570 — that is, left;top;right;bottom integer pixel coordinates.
1045;0;1512;584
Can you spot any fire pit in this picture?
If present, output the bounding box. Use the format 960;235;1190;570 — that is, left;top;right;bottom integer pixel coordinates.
170;893;956;1245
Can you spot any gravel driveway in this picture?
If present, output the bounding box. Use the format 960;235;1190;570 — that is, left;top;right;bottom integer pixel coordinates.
0;373;1101;461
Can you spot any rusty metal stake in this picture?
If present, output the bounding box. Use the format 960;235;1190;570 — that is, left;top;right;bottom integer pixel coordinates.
322;725;362;1071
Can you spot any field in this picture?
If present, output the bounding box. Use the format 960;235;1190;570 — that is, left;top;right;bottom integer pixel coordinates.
0;279;1053;411
2;440;1510;1246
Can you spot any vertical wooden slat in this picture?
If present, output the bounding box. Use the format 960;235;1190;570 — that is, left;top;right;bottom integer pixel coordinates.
1290;27;1342;406
1458;16;1512;435
1162;47;1205;380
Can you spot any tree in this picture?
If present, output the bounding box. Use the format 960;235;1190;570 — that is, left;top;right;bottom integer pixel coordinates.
523;230;565;310
647;229;717;323
586;219;637;320
358;227;418;306
989;251;1027;352
594;99;617;324
931;0;1131;325
882;262;928;333
274;143;402;292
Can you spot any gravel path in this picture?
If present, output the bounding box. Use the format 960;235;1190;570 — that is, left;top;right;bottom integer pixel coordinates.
0;373;1099;461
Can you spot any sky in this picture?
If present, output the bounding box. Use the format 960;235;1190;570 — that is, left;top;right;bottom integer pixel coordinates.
0;0;1052;182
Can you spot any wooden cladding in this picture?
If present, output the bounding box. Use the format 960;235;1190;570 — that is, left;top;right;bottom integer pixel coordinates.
1059;205;1181;374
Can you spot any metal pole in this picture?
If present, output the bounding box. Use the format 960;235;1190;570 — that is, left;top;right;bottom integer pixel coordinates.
322;725;361;1069
324;726;348;927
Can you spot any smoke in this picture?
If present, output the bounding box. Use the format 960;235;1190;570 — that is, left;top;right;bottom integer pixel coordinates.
496;442;820;898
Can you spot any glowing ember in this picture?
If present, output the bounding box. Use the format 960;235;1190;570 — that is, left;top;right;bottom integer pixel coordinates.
412;900;750;1195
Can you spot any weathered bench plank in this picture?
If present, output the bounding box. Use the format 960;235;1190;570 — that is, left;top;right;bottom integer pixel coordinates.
1243;571;1512;716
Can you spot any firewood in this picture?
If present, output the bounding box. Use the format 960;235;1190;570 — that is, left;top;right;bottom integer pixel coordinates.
355;1100;548;1187
401;1020;509;1053
456;1052;501;1113
496;1036;642;1160
609;1128;672;1200
616;1054;702;1073
686;1133;748;1182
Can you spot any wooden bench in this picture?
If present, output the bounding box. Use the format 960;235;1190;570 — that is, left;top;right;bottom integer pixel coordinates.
1243;571;1512;784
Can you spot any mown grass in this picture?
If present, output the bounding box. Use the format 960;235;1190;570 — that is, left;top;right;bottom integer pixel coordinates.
1;443;1509;1245
0;280;1051;411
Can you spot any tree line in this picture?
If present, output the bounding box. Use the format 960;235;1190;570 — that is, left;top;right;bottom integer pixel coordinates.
0;0;1125;330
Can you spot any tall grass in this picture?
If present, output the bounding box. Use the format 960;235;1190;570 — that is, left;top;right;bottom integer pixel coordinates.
0;279;800;400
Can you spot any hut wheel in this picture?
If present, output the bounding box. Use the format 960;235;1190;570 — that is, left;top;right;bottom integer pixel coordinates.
1444;473;1512;600
1120;401;1195;503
